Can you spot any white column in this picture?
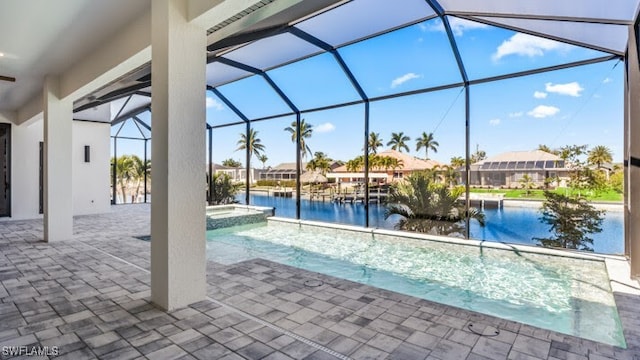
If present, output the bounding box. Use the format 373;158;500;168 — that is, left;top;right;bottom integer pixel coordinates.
628;26;640;278
43;76;73;241
151;0;207;311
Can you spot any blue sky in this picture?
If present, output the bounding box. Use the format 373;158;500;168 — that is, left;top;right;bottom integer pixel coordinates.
112;16;623;167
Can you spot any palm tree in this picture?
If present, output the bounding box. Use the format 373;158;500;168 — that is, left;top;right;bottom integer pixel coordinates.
388;157;404;180
587;145;613;169
367;132;384;154
236;128;265;165
130;155;146;202
385;171;484;236
519;174;534;196
222;158;242;168
306;152;332;175
537;144;557;154
113;155;134;203
258;154;268;169
450;156;465;168
439;165;460;187
346;157;363;172
415;132;439;159
284;119;313;159
470;144;487;164
387;132;411;153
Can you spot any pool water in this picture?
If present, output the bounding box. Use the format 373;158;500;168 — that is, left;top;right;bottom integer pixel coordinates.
242;193;624;254
207;220;626;347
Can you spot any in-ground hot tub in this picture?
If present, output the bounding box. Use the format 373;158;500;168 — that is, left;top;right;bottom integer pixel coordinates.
205;204;274;230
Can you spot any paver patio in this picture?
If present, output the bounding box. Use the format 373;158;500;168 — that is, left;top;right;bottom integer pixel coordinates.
0;204;639;359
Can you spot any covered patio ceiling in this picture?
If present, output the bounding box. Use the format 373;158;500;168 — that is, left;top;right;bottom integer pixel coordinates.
75;0;640;134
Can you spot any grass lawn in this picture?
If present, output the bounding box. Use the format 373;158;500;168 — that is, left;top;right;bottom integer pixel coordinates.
469;188;622;202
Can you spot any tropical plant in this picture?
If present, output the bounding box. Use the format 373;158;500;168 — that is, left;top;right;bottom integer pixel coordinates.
345;157;363;172
306;152;332;175
415;132;439;160
537;144;558;154
222;158;242;168
609;170;623;193
344;155;403;173
385;171;484;236
284;119;313;159
470;144;487;164
533;191;604;251
587;145;613;169
558;144;606;195
236;129;265;165
450;156;465;168
519;174;534;196
130;155;146;201
439;165;460;187
258;154;268;169
112;155;135;202
210;172;241;205
387;132;411;153
367;132;384;154
559;144;588;162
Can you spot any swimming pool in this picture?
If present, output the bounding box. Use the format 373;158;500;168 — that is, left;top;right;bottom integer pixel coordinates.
206;218;625;347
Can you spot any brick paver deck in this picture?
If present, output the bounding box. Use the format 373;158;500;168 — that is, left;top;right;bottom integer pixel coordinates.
0;204;639;359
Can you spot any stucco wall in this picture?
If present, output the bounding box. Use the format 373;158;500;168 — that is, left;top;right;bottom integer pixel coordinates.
11;120;42;219
72;121;111;216
8;119;110;220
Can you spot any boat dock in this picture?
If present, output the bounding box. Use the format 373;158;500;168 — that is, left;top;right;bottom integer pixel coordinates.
465;193;505;209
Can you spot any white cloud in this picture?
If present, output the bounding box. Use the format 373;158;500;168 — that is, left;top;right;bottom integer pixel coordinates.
425;18;488;36
448;18;489;36
206;97;224;110
603;77;612;83
545;82;584;97
489;118;501;126
533;91;547;99
391;73;421;89
527;105;560;118
315;122;335;133
492;33;569;61
508;111;523;118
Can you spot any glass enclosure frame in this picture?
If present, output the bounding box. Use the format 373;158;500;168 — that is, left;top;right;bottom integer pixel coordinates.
103;0;626;243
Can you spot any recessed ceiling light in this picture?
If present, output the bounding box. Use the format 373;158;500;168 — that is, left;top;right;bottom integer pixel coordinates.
0;53;4;57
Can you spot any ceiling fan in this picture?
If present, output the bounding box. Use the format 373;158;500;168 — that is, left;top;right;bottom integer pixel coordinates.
0;75;15;82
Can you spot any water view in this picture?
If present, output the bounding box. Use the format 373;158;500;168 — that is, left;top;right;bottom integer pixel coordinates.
241;193;624;254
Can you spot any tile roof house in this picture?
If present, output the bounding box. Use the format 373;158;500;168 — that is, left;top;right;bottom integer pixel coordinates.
328;149;443;185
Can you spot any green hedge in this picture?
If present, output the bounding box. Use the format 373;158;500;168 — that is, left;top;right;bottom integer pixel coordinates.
256;180;297;187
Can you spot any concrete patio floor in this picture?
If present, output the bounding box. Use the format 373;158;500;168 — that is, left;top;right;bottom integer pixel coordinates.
0;204;639;359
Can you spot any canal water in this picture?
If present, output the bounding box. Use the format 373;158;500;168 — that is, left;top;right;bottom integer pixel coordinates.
241;193;624;254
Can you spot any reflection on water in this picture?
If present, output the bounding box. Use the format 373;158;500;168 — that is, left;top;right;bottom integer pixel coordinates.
240;193;624;254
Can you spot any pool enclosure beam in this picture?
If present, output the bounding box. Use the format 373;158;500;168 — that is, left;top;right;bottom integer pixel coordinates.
288;27;372;227
144;138;148;204
208;86;251;205
425;0;473;238
208;125;213;205
112;138;117;205
150;0;207;311
625;56;630;258
211;56;302;218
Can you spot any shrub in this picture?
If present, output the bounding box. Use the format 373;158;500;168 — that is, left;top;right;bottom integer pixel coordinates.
256;180;296;188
